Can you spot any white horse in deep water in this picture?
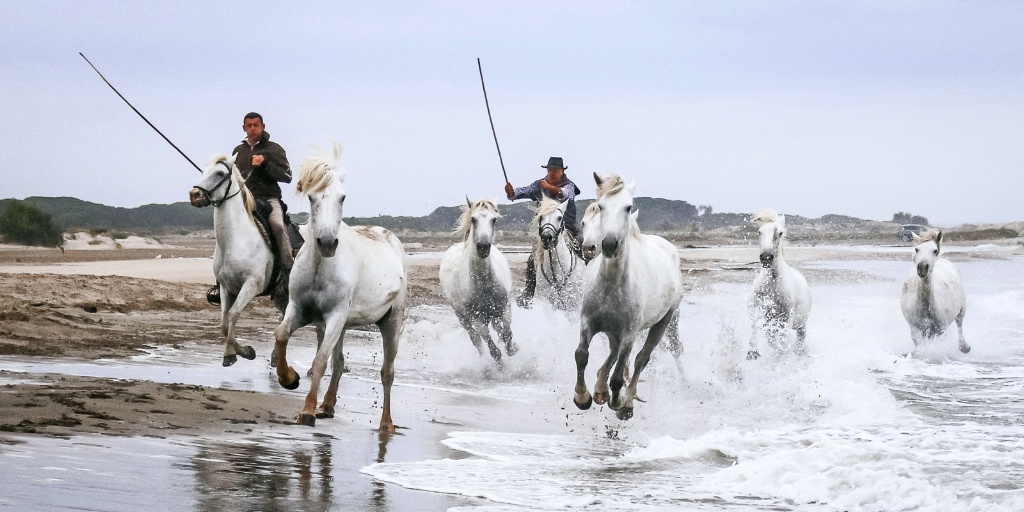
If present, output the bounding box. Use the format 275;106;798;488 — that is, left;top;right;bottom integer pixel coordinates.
530;198;585;311
747;209;811;359
574;172;683;421
901;230;970;354
189;155;286;367
272;142;408;430
438;198;517;362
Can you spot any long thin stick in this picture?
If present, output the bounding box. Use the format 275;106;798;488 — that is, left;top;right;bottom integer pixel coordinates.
79;52;202;173
477;58;509;184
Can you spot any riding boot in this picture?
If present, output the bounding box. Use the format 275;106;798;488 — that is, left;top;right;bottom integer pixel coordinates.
516;254;537;309
267;199;294;270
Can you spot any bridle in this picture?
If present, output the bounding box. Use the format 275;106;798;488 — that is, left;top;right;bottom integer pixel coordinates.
538;217;577;287
195;160;241;207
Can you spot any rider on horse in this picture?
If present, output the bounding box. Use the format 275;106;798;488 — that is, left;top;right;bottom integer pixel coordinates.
233;112;294;270
504;157;581;308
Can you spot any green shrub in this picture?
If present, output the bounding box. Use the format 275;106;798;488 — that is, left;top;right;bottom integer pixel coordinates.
0;200;64;247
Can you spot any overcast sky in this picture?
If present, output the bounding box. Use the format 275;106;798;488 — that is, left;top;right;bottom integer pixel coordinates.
2;1;1022;226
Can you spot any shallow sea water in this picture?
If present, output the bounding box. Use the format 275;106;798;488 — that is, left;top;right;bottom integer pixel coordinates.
2;245;1024;511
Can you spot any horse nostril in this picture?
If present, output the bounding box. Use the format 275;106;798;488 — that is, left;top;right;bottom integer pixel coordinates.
601;237;618;256
760;253;774;266
332;239;339;251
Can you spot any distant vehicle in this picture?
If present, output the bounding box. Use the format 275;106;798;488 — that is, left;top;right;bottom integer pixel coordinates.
898;224;929;242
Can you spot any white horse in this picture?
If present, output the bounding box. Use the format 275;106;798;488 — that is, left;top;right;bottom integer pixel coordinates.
272;142;408;430
530;198;585;311
438;198;517;361
573;173;684;420
747;209;811;359
901;230;970;353
189;155;285;367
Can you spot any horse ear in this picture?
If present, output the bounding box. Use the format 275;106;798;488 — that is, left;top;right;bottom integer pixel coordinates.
627;181;636;196
226;153;237;166
777;214;786;231
630;208;639;222
911;232;922;244
557;200;569;213
935;230;942;249
466;196;473;209
593;172;603;187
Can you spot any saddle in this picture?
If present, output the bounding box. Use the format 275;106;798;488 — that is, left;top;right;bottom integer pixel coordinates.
206;199;305;306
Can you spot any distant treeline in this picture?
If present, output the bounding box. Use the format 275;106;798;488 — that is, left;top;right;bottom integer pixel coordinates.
3;196;893;235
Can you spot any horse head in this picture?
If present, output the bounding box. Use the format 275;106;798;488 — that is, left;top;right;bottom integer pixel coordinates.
592;172;636;259
190;154;240;208
752;209;785;268
535;198;568;251
912;230;942;278
460;197;500;258
297;142;346;258
579;202;602;262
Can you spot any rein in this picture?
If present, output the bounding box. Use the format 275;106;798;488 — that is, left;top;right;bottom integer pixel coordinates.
196;161;242;207
538;221;578;287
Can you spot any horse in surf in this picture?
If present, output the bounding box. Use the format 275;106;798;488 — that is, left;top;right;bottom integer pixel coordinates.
189;155;287;367
271;142;408;430
530;198;584;311
573;172;684;420
747;209;811;359
439;198;518;362
901;230;970;354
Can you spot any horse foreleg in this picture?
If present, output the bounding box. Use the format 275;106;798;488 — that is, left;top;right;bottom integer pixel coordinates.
793;317;809;356
273;307;307;391
222;281;261;367
573;324;596;410
477;318;502;362
593;344;619;406
493;303;517;356
455;311;486;355
747;305;762;360
376;306;403;433
619;313;674;421
299;313;347;427
608;333;634;414
317;328;346;420
956;309;970;353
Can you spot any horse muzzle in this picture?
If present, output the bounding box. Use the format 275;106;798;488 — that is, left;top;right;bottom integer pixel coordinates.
581;243;598;262
917;263;930;278
316;236;339;257
189;187;210;208
760;252;774;268
540;232;557;250
475;242;491;258
601;236;619;258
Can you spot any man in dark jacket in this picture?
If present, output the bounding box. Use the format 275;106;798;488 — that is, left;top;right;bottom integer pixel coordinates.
504;157;581;308
232;112;293;269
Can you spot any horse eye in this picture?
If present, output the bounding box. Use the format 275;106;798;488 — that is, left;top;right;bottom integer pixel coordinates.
471;217;478;224
490;218;496;225
626;205;632;213
340;195;346;203
933;249;939;255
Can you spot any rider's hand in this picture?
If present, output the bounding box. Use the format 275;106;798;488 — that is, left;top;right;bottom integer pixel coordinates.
540;179;562;198
504;182;514;200
251;154;265;168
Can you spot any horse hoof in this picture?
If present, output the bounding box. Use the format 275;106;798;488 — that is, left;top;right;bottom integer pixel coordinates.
593;391;607;405
316;405;335;419
616;407;634;421
505;343;519;357
238;346;257;360
297;413;316;427
960;345;971;354
222;354;237;367
746;351;761;360
280;368;300;390
573;395;593;410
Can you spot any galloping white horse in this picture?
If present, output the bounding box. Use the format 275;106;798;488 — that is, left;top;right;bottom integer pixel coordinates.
272;142;408;430
747;209;811;359
189;155;284;367
901;230;970;353
438;198;517;361
530;198;585;311
574;173;683;420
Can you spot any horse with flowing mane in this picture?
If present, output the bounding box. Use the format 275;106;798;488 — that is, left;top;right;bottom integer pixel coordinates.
189;155;287;367
747;208;811;359
271;142;408;430
573;172;684;420
529;198;585;310
901;230;970;354
438;198;517;361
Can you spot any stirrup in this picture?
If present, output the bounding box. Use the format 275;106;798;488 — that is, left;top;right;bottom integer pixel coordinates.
206;285;221;306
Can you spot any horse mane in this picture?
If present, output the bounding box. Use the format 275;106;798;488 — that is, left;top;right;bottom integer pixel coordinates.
532;197;562;222
750;208;779;226
914;229;941;245
211;155;256;222
595;173;626;198
582;201;600;221
455;198;501;241
296;141;344;196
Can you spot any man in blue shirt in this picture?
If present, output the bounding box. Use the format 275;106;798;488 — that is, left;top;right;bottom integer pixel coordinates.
504;157;581;308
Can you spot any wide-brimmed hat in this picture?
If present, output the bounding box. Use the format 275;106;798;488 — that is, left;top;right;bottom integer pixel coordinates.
542;157;567;169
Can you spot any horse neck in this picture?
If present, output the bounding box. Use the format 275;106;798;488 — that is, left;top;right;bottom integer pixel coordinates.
466;243;498;281
213;189;259;247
